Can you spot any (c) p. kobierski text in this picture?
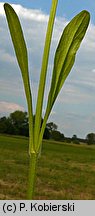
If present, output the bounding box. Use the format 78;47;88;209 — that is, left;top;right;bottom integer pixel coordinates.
20;202;75;212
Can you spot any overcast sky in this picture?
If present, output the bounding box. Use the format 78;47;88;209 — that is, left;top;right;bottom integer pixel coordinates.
0;1;95;138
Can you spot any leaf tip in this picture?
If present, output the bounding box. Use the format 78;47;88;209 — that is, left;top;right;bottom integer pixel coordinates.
4;2;9;8
82;10;90;21
4;3;12;12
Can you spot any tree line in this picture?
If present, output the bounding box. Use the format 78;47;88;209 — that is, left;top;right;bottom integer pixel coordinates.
0;110;94;145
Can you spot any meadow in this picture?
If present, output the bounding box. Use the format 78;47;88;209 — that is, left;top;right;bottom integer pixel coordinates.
0;134;95;200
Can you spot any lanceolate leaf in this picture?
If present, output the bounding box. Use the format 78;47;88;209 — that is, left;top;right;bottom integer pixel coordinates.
39;10;90;150
47;10;90;110
4;4;29;89
4;3;34;152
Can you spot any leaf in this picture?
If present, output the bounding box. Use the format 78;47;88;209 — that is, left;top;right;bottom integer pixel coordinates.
48;10;90;109
39;10;90;150
4;3;34;152
4;3;29;90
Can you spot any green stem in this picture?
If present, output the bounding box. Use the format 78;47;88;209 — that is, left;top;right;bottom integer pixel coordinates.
37;93;53;152
27;86;34;154
34;0;58;150
27;153;38;200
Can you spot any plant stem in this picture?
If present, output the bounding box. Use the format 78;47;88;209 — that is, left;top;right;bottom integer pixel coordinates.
34;0;58;149
27;153;38;200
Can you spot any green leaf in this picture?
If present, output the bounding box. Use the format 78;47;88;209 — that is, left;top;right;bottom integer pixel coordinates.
4;3;28;85
4;3;34;153
48;10;90;109
38;10;90;150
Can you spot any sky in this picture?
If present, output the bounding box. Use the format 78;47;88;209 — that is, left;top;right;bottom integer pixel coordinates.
0;0;95;139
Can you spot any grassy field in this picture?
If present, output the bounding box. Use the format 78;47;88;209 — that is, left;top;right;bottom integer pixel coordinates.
0;134;95;200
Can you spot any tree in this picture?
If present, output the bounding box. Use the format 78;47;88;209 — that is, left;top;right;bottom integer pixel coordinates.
43;127;50;140
0;116;14;134
86;133;95;145
51;130;64;141
72;134;80;144
0;117;7;133
9;110;29;136
46;122;58;132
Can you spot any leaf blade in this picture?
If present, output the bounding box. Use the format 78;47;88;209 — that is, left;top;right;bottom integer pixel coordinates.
49;10;90;107
4;3;34;153
39;10;90;149
4;3;28;78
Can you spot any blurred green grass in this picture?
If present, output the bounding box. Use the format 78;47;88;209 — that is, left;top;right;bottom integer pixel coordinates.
0;134;95;199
